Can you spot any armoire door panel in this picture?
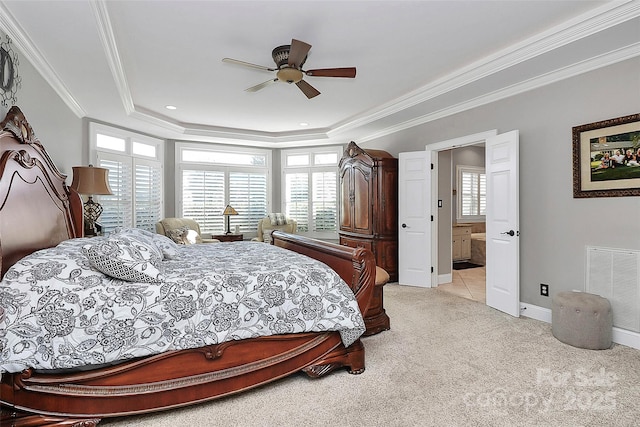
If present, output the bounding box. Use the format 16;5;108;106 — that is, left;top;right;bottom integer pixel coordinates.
340;168;352;231
353;166;372;233
379;168;398;235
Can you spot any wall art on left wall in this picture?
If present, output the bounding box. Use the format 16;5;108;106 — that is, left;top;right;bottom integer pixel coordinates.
0;33;21;108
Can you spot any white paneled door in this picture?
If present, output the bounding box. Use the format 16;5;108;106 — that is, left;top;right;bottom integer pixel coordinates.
398;129;519;314
398;151;431;287
485;130;520;317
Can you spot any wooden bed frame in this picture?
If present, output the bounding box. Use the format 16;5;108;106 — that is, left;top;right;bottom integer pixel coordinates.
0;107;376;427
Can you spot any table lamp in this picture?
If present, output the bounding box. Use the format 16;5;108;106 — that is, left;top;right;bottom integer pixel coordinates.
71;164;113;236
222;204;238;234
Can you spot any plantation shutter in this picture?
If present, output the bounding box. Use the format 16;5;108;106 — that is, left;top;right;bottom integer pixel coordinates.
285;172;309;232
312;171;337;231
182;169;225;233
135;160;162;232
281;147;341;239
479;174;487;215
229;172;268;232
97;153;133;234
461;171;479;216
92;124;164;236
459;168;486;218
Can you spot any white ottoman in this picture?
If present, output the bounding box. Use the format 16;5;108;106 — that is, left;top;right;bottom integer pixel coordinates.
552;291;612;350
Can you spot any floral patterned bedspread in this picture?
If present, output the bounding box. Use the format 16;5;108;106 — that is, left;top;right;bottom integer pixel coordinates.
0;239;365;373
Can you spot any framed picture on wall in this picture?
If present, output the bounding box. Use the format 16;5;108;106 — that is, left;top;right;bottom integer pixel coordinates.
572;113;640;198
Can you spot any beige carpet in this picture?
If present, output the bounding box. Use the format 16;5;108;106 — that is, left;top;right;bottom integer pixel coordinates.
101;284;640;427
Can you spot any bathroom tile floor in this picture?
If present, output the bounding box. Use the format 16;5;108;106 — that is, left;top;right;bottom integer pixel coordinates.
438;266;486;303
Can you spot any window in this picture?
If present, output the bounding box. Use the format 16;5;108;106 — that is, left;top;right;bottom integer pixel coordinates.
177;143;270;235
282;147;341;239
456;165;486;221
90;123;163;234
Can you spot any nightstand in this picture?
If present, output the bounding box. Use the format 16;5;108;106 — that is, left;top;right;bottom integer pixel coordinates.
212;233;243;242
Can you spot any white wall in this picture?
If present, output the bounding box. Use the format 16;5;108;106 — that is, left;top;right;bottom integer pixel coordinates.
1;48;83;178
362;57;640;308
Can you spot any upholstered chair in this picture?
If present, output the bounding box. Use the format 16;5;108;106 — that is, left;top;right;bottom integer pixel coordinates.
155;218;220;244
252;214;297;243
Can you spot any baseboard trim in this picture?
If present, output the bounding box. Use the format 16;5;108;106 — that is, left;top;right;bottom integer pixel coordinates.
520;302;640;350
519;303;552;323
611;327;640;349
438;273;452;284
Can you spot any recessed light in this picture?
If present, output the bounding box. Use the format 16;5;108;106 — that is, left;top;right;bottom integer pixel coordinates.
165;105;177;110
299;122;309;126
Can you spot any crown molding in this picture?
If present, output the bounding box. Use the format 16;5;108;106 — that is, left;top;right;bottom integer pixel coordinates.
131;104;332;145
89;0;637;143
91;0;134;115
182;125;330;144
129;106;186;134
358;42;640;143
2;0;638;146
0;3;85;117
332;0;640;138
172;134;338;150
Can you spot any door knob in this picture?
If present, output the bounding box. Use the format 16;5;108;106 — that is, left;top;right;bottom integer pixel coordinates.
401;223;407;228
501;230;515;236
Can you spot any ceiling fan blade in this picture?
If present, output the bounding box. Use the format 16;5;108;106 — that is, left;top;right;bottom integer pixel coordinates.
245;79;278;92
296;80;320;99
288;39;311;68
305;67;356;78
223;58;275;72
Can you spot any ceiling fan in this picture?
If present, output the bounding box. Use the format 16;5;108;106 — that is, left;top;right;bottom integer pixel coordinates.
222;39;356;99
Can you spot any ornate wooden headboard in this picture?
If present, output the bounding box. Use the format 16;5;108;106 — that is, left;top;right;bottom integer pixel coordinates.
0;106;83;278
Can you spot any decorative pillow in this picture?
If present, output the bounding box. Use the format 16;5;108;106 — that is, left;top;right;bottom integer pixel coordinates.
113;227;180;260
166;226;201;245
166;226;189;244
111;227;162;257
83;235;165;283
151;233;180;259
268;213;287;226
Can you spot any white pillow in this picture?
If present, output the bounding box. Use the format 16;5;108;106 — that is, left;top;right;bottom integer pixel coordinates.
83;235;165;283
151;233;180;259
113;227;179;260
184;229;199;244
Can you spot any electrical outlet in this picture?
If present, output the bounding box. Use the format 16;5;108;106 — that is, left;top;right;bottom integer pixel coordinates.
540;283;549;297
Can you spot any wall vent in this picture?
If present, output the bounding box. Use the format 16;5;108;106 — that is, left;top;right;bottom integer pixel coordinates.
586;246;640;332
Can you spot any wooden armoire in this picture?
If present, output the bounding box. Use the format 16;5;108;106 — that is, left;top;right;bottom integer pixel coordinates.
339;141;397;334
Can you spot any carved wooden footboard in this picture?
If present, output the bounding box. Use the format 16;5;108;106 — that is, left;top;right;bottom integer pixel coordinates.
0;107;376;427
1;240;374;427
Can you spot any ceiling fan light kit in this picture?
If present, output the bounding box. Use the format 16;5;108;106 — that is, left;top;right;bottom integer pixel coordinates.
223;38;356;99
277;68;303;84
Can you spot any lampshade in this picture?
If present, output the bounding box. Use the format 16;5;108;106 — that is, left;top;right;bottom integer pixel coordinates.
222;205;238;216
71;165;113;195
